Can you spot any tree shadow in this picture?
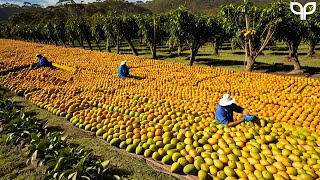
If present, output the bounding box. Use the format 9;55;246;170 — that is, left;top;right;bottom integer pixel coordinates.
255;63;320;75
269;52;308;56
270;47;288;51
195;58;247;66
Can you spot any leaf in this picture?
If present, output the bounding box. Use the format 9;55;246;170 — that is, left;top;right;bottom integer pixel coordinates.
81;176;91;180
30;150;38;167
68;172;77;180
54;157;65;171
101;160;110;169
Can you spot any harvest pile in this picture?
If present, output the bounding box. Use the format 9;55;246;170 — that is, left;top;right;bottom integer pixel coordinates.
1;39;320;179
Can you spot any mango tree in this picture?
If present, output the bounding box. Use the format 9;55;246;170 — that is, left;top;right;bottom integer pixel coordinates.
101;13;118;53
207;16;226;55
53;20;67;47
304;4;320;57
137;15;168;59
168;6;211;66
91;13;106;51
116;15;140;56
65;19;79;48
219;0;275;71
75;18;93;51
266;1;305;72
43;22;59;45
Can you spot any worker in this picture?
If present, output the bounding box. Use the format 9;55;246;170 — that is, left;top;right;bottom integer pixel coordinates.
215;94;258;127
31;53;52;69
118;60;132;78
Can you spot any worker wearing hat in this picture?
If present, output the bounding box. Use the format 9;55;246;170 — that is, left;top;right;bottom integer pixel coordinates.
215;94;258;127
118;60;132;78
30;53;52;69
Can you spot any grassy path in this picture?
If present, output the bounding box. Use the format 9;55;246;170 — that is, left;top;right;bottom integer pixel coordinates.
8;92;177;180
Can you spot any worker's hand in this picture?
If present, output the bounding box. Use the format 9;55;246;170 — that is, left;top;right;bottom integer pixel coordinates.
243;115;257;122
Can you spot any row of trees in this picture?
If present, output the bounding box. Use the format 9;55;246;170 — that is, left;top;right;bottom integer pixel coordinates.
1;0;320;72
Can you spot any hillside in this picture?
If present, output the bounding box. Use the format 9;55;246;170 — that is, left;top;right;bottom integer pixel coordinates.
0;4;44;23
2;0;151;25
142;0;311;14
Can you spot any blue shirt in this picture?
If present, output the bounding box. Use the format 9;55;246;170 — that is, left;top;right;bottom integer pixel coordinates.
215;104;244;124
118;65;130;78
37;57;48;67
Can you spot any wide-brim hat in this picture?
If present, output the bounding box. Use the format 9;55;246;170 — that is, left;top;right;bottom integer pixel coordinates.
219;94;235;106
120;60;127;66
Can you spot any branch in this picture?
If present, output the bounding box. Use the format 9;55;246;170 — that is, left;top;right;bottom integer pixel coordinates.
254;24;274;60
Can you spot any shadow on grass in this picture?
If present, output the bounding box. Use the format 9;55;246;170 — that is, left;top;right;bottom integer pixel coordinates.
194;58;320;75
195;58;246;66
255;63;320;75
269;52;308;56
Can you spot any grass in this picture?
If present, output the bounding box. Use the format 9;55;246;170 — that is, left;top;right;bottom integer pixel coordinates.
8;94;178;180
0;134;44;180
69;40;320;76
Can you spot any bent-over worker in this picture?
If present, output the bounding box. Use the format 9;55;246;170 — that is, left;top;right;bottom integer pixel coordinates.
215;94;258;127
31;53;52;69
118;60;132;79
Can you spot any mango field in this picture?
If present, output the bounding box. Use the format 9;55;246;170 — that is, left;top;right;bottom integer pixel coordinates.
1;39;320;180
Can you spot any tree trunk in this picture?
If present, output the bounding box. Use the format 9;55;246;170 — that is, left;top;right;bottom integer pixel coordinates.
106;38;111;52
124;36;139;56
214;40;220;55
189;47;198;66
288;43;292;57
291;45;301;71
71;39;75;47
95;39;101;51
245;55;254;71
152;17;157;59
308;40;317;57
116;35;120;54
178;45;182;56
61;39;67;48
86;37;93;51
53;38;58;46
152;45;156;59
149;43;156;59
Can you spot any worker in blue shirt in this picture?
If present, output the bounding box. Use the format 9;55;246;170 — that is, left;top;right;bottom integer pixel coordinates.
31;54;52;69
215;94;258;127
118;60;132;78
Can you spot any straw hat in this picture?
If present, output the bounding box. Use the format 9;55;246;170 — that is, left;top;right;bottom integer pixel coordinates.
219;94;235;106
120;60;127;66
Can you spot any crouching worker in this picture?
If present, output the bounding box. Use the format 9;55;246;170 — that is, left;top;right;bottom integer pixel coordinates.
30;53;52;70
118;60;132;79
215;94;259;127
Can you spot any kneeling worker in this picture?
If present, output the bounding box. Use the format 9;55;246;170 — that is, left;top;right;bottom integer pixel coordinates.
31;53;52;69
215;94;258;127
118;60;132;79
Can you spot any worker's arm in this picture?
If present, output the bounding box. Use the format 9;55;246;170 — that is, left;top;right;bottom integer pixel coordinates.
228;119;245;127
243;109;252;116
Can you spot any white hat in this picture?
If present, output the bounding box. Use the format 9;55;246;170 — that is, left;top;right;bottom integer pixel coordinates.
219;94;235;106
35;53;41;57
120;60;127;66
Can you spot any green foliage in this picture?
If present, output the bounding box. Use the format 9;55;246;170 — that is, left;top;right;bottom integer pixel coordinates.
303;4;320;51
167;6;212;64
136;15;168;46
0;98;119;180
142;0;311;14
